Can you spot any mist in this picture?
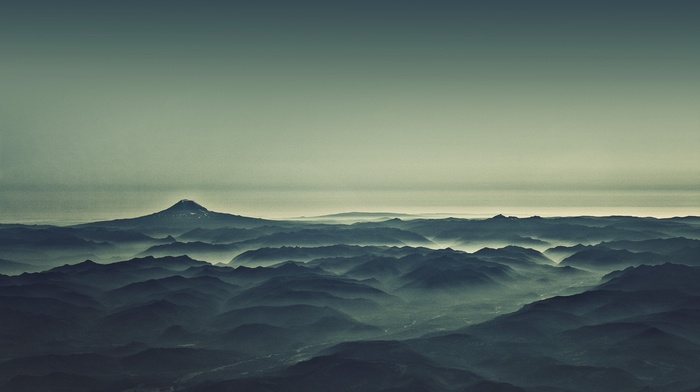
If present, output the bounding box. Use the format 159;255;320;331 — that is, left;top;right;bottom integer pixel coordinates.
2;200;700;391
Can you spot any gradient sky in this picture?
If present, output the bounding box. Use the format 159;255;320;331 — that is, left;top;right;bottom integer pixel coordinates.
1;1;699;222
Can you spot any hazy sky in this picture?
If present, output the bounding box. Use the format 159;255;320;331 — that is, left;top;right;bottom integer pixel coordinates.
1;1;699;222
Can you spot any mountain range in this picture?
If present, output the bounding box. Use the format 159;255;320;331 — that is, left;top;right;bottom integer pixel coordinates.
1;200;699;391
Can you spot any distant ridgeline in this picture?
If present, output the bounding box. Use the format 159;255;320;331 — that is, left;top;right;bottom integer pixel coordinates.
1;201;699;391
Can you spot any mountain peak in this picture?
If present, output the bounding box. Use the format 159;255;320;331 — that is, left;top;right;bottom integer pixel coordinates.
166;199;208;212
74;198;269;229
153;199;211;219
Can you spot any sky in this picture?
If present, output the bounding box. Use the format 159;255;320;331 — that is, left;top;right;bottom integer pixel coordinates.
1;1;699;223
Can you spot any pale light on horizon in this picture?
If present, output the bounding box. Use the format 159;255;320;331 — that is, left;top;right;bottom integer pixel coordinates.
1;1;698;223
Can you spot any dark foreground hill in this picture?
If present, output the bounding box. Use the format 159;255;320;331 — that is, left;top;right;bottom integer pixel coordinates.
192;263;700;392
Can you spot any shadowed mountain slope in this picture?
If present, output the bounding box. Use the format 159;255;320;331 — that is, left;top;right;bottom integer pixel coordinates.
76;199;272;232
2;202;700;392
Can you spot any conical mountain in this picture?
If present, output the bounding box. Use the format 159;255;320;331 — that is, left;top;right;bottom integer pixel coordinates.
75;200;270;230
155;199;210;218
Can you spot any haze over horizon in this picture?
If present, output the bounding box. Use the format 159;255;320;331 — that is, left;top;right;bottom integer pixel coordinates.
1;1;699;223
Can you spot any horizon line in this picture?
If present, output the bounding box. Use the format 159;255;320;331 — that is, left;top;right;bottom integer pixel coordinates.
2;201;698;227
